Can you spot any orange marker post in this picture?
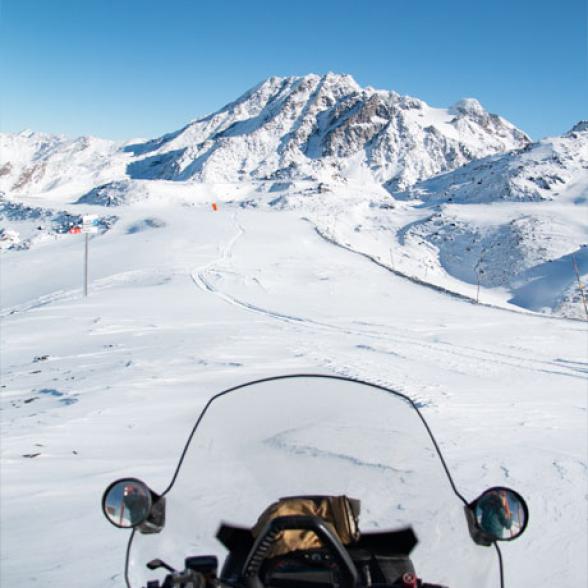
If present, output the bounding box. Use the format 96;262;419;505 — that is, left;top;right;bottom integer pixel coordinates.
212;202;218;211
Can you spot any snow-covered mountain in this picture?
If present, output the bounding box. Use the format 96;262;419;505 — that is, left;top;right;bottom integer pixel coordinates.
122;73;529;189
0;73;529;197
0;130;124;198
395;120;588;204
1;75;585;319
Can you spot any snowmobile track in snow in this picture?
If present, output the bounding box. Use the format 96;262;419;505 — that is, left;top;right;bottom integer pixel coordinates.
190;214;586;383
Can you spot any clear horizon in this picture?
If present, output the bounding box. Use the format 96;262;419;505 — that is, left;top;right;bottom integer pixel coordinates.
1;0;586;142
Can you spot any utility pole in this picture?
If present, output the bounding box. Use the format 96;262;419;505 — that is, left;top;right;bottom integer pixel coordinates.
572;254;588;320
475;251;486;304
69;215;98;298
84;232;89;297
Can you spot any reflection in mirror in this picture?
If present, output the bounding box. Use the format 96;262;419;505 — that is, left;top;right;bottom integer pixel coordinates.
473;487;528;541
103;478;152;528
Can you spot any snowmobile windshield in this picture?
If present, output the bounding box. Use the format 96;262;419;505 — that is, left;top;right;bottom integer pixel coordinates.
127;375;502;588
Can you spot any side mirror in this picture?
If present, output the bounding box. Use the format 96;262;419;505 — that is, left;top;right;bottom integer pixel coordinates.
102;478;165;533
466;486;528;545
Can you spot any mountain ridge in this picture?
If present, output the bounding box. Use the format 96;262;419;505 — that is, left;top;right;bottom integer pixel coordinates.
121;73;530;190
1;73;530;196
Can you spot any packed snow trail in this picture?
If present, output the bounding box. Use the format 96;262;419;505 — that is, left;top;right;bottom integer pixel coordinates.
191;215;308;325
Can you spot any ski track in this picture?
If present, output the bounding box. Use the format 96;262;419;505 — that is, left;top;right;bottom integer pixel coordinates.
0;269;173;319
1;289;80;318
190;214;587;384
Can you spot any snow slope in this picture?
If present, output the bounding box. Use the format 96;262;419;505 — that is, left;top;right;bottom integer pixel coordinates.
1;124;586;319
1;202;586;588
378;122;588;317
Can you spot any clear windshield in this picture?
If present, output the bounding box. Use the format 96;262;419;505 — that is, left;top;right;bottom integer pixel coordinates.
128;376;501;588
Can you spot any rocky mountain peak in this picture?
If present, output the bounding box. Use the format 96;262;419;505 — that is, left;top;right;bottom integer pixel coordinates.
568;120;588;135
449;98;486;117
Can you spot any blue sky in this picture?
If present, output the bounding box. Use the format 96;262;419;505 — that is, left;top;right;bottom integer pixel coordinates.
1;0;586;141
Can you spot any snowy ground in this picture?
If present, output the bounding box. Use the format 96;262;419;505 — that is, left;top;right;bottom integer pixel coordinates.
1;199;587;587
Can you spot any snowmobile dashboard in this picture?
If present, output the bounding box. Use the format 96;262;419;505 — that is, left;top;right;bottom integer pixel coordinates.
143;516;446;588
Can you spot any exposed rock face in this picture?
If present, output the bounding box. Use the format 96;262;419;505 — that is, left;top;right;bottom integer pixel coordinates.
0;194;117;250
76;180;139;206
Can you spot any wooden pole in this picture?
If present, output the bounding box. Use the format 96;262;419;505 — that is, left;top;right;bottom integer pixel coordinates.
84;233;89;297
572;254;588;320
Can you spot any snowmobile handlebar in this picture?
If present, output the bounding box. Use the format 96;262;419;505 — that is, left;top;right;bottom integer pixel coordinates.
242;515;359;588
144;515;450;588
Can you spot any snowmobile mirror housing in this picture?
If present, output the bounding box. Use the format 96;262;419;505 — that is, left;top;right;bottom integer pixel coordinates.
466;486;528;545
102;478;165;533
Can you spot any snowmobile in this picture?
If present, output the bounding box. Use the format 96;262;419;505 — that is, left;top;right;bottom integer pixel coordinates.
102;374;529;588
